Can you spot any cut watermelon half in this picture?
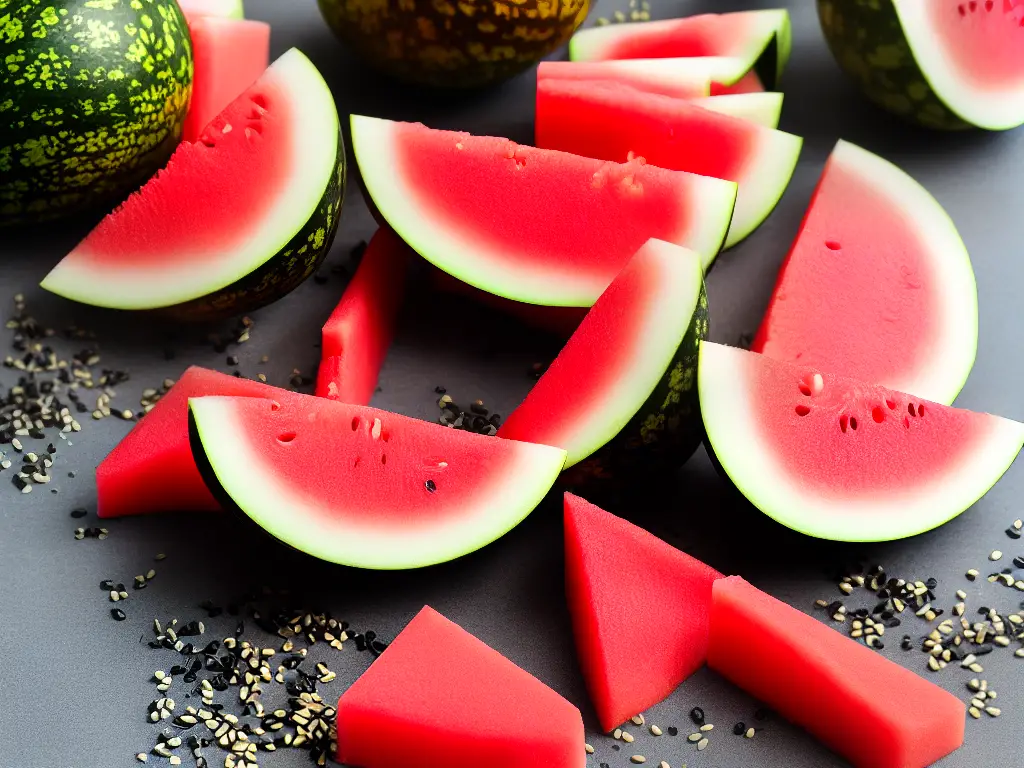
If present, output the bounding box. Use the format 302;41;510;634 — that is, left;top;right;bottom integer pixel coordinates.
188;395;567;569
316;227;410;405
564;494;724;732
536;79;802;249
537;58;751;99
336;606;585;768
710;70;765;95
41;49;344;321
96;367;301;518
753;140;977;405
699;342;1024;542
352;116;737;307
498;240;707;478
182;16;270;143
177;0;245;20
709;577;966;768
570;10;792;90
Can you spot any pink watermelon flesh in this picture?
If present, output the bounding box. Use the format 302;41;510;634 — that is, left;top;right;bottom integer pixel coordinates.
564;493;724;732
183;16;270;143
336;606;584;768
535;78;801;249
537;60;711;99
315;227;410;405
96;367;300;518
710;70;765;95
188;395;566;568
930;0;1024;89
709;577;965;768
177;0;243;20
752;140;976;405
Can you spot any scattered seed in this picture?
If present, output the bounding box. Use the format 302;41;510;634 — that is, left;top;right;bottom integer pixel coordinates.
632;714;645;726
630;756;646;764
697;738;709;751
585;744;594;755
650;725;662;737
699;724;714;732
687;734;702;743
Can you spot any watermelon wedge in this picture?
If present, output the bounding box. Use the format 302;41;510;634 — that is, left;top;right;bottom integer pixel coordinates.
753;140;977;405
536;79;802;249
96;367;300;518
699;342;1024;541
710;70;766;95
316;227;410;405
570;10;792;90
709;577;966;768
336;606;585;768
177;0;245;20
692;93;783;129
182;16;271;143
498;240;707;480
537;58;750;99
564;494;724;732
352;116;737;306
41;49;345;321
188;395;567;569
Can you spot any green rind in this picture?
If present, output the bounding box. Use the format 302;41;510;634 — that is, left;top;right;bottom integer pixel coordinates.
0;0;194;225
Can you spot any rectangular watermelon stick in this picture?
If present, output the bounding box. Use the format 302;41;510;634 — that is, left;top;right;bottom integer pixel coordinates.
709;577;965;768
315;227;410;405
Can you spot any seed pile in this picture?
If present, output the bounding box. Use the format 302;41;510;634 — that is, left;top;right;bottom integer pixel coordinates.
595;0;650;25
434;388;501;436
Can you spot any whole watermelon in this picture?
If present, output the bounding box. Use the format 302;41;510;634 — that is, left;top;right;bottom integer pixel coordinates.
317;0;591;88
0;0;194;226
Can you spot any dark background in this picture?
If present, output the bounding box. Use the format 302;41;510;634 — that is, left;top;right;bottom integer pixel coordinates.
2;1;1023;766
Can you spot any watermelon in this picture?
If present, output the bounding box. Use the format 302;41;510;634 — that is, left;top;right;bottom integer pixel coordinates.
96;367;301;518
498;240;708;483
570;10;792;91
182;16;270;143
709;577;966;768
564;494;724;732
692;93;784;129
710;70;766;95
188;394;567;569
177;0;245;20
753;140;977;405
0;0;193;225
352;116;737;307
336;606;585;768
40;49;345;321
316;227;410;405
818;0;1024;131
699;342;1024;542
536;79;802;249
537;58;748;99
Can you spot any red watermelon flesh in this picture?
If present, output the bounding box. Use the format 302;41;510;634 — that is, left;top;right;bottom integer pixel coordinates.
188;395;566;569
752;140;977;406
535;78;802;249
710;69;765;95
96;367;299;518
564;493;724;732
177;0;244;20
315;227;410;405
183;16;270;143
921;0;1024;90
709;577;965;768
350;115;737;306
336;606;584;768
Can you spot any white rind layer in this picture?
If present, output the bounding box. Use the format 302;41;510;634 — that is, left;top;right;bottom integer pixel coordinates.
541;57;750;89
41;49;339;310
189;397;567;570
693;92;784;129
699;342;1024;542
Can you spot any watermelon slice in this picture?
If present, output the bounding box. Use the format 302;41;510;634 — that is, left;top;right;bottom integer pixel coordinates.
188;395;567;569
564;494;724;732
570;10;792;90
182;16;271;143
710;70;766;95
753;140;977;405
336;606;585;768
40;49;344;321
96;367;300;518
818;0;1024;130
498;240;707;480
177;0;245;20
692;93;783;129
537;58;749;100
536;79;802;249
316;227;410;405
699;342;1024;541
709;577;966;768
352;116;737;306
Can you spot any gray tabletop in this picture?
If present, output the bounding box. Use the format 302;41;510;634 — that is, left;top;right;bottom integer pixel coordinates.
2;1;1023;767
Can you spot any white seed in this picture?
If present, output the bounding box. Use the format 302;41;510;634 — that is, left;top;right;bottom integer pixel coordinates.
584;744;594;755
630;756;646;764
650;725;662;736
990;550;1003;561
687;733;702;743
927;657;941;672
622;732;635;744
659;762;670;768
985;707;1001;717
697;738;709;751
970;663;985;674
613;729;622;740
699;724;714;732
745;727;756;738
969;707;981;719
632;714;645;726
136;755;148;763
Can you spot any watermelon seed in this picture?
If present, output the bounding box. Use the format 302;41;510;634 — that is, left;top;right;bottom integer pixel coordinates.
696;738;709;751
630;757;646;764
584;744;594;754
689;707;704;725
699;723;714;732
686;733;701;743
381;454;387;465
622;731;635;743
649;725;662;736
351;417;360;431
745;727;756;739
424;480;436;493
667;727;678;736
991;551;1004;561
732;722;745;735
849;417;858;431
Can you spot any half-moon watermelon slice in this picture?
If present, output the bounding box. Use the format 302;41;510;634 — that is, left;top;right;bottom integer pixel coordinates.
699;342;1024;542
188;395;567;569
351;116;737;307
536;58;749;99
753;140;977;405
565;494;724;732
498;240;707;480
41;49;344;321
570;10;792;90
536;78;802;249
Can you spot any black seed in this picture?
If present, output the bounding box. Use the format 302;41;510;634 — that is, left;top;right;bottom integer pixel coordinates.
901;635;913;651
827;601;842;614
611;744;620;751
974;644;995;656
434;386;446;395
1006;528;1021;540
666;727;678;736
111;609;126;621
100;579;114;590
70;508;87;518
424;479;436;493
733;722;746;735
925;577;938;589
690;707;705;725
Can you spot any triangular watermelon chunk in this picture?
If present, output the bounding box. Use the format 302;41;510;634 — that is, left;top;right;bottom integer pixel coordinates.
564;493;724;732
336;606;585;768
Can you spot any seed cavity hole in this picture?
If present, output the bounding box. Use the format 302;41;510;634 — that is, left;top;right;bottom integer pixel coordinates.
380;454;387;465
872;406;885;424
351;417;359;431
795;404;811;417
825;241;841;251
918;404;926;418
371;418;382;440
840;414;849;433
908;403;917;417
886;398;897;410
251;93;269;110
353;456;361;468
269;401;281;411
277;432;296;444
849;417;858;431
798;382;812;396
904;417;911;429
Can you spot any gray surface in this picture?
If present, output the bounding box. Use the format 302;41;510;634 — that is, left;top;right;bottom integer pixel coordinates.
1;1;1023;766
